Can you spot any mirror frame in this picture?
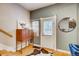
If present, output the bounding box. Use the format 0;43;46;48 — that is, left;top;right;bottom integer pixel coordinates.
58;17;76;33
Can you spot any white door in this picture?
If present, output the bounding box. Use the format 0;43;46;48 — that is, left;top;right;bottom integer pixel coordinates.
40;16;56;49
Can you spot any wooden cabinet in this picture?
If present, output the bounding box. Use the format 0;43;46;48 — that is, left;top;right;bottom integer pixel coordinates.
16;29;34;51
16;29;33;42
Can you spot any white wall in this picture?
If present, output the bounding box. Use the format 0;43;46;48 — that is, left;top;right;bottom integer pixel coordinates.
0;3;30;51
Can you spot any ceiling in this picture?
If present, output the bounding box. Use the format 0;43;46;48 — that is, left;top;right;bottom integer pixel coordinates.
19;3;55;11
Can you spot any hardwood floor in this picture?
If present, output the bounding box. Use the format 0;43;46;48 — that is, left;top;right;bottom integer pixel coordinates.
0;44;70;56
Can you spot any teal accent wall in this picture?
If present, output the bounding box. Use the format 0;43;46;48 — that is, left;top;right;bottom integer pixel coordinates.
31;3;78;51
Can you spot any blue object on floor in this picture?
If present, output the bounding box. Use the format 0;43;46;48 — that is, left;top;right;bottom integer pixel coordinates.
69;44;79;56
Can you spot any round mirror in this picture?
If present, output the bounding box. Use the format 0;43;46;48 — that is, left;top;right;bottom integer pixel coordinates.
58;17;76;32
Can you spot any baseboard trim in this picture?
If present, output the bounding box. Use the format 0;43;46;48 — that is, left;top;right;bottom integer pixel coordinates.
0;43;16;52
32;44;70;54
56;49;70;54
